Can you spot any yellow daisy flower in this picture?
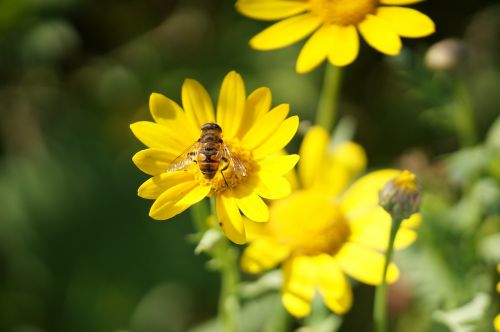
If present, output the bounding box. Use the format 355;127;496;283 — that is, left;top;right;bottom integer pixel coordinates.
241;126;421;317
236;0;435;73
130;71;299;244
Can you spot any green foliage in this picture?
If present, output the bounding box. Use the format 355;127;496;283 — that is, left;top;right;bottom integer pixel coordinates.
1;0;500;332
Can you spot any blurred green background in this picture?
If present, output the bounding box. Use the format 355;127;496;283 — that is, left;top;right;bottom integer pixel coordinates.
1;0;500;331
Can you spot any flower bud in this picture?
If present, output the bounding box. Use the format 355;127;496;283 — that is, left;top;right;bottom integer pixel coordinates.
379;170;421;221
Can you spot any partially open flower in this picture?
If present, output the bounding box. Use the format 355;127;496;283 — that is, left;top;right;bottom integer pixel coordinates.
379;170;421;221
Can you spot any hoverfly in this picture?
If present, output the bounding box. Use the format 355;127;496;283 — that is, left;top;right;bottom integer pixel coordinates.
167;122;247;185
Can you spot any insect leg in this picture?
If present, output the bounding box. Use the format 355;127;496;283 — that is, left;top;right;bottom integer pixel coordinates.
220;156;229;187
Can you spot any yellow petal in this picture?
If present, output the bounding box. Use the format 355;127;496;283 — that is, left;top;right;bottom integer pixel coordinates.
132;148;177;176
255;171;291;199
299;126;329;189
237;87;272;138
149;93;198;142
233;185;269;222
330;142;367;177
236;0;310;21
349;207;418;250
358;14;402;56
318;141;367;196
258;154;300;175
241;238;290;274
315;254;352;314
327;25;359;67
252;116;299;160
295;23;359;71
495;314;500;332
243;217;270;241
216;71;246;138
380;0;423;4
282;256;316;318
130;121;189;153
242;104;290;150
138;171;195;199
401;213;422;229
149;181;209;220
296;25;333;74
216;193;246;244
335;242;400;285
376;7;435;38
250;13;322;50
340;169;401;218
181;78;215;129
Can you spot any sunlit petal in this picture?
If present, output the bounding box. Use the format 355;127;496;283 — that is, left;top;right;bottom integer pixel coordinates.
282;256;316;318
236;0;310;21
149;182;209;220
181;78;215;129
340;169;401;218
149;93;198;141
327;25;359;67
242;104;290;151
252;116;299;160
296;25;333;74
138;171;194;199
237;87;272;138
336;242;400;285
315;255;352;314
216;71;246;138
132;148;177;176
250;13;322;50
299;126;329;189
376;7;435;38
234;184;269;222
217;193;246;244
241;238;290;274
258;154;300;175
359;14;402;56
380;0;423;4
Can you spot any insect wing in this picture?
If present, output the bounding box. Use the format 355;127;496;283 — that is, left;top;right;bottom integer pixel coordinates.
221;144;247;178
166;142;200;173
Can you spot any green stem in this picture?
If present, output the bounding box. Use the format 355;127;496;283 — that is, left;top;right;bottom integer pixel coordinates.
454;79;476;147
209;197;240;332
190;199;210;233
374;218;401;332
189;199;240;332
315;63;343;132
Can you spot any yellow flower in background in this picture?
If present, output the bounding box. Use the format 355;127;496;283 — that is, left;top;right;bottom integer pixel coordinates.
236;0;435;73
130;71;299;244
241;126;421;317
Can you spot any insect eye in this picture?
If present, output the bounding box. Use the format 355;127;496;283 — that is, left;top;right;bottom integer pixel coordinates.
201;122;222;131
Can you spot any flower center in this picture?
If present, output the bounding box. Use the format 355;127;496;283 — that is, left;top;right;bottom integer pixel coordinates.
195;139;253;194
269;191;351;256
309;0;378;25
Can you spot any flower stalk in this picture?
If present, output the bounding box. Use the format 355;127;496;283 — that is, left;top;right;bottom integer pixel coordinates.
374;170;421;332
190;198;241;332
316;63;342;133
374;217;401;332
454;79;476;147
